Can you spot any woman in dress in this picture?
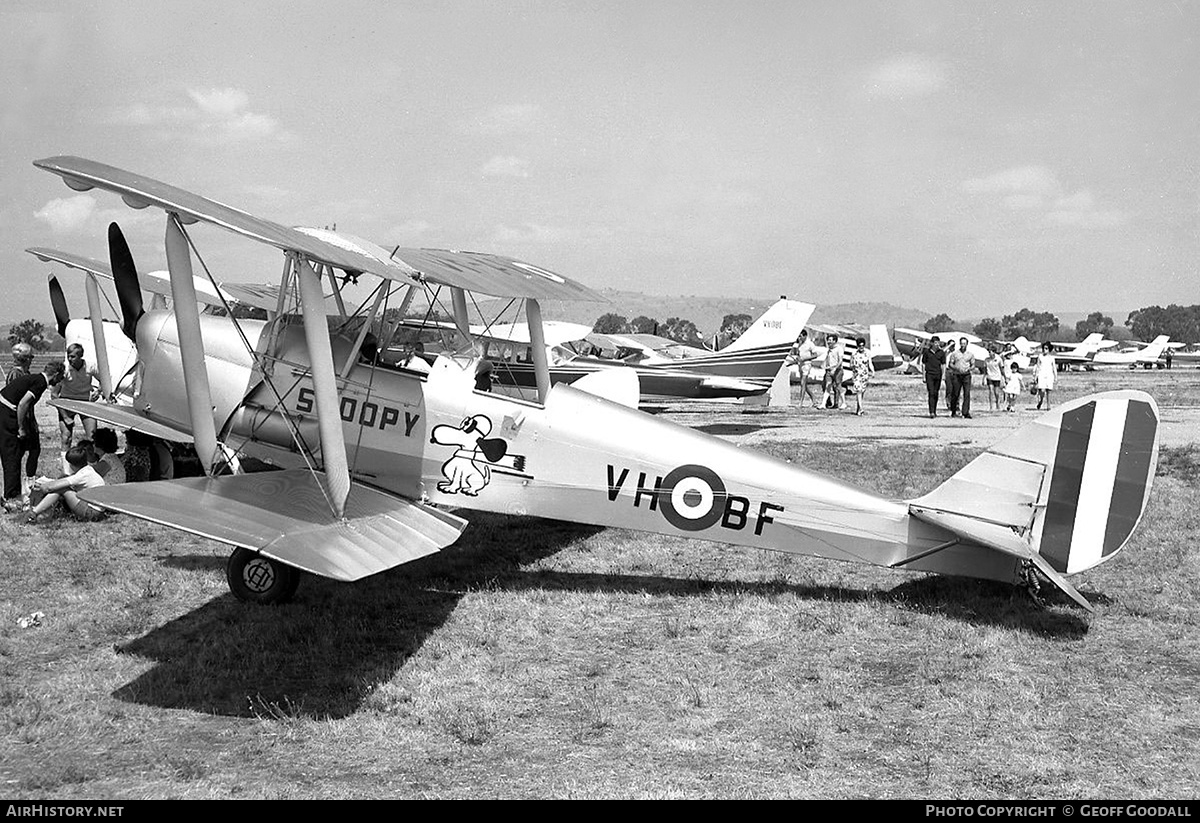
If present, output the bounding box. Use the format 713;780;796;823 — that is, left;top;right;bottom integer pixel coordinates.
851;336;874;416
1035;341;1056;410
984;343;1004;410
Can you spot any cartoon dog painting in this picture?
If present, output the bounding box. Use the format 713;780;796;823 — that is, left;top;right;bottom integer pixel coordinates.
430;414;527;496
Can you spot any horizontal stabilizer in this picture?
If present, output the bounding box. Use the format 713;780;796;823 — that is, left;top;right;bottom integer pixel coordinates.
81;469;467;581
50;400;194;444
907;505;1093;612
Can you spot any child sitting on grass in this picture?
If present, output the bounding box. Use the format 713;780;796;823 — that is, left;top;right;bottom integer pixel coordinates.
1003;362;1022;412
26;445;106;523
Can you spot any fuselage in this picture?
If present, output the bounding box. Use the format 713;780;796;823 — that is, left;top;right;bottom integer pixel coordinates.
131;310;1008;583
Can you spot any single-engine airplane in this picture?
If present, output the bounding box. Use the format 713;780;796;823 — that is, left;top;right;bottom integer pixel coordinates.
33;156;1159;614
1089;336;1172;369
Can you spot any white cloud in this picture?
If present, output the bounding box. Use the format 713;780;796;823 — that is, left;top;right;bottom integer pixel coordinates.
865;55;947;99
481;155;529;178
110;87;293;145
489;223;577;245
187;88;250;118
1003;194;1045;210
962;167;1128;228
33;194;157;235
469;103;543;135
33;195;95;233
388;219;433;240
962;165;1061;196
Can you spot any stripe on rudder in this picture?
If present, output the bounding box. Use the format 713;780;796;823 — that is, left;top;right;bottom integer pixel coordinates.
1101;399;1157;558
1040;402;1096;573
1066;399;1128;573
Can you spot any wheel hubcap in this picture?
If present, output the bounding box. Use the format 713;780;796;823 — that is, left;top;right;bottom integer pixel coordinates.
243;558;276;593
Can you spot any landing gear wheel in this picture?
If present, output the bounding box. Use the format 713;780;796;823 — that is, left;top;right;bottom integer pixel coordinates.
226;548;301;604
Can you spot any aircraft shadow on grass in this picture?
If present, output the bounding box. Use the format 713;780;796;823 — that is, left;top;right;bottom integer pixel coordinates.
691;421;791;437
111;514;1089;719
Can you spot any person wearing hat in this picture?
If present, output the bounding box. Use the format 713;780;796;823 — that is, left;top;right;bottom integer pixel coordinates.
5;344;41;502
2;360;66;510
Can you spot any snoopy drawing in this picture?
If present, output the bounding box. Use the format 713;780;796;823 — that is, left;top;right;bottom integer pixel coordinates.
430;414;522;496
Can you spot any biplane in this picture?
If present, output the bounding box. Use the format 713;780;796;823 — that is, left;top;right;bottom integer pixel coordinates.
31;155;1159;613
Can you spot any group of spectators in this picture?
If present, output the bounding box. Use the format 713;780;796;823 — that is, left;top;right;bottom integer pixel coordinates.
2;342;173;523
787;330;875;415
917;337;1058;419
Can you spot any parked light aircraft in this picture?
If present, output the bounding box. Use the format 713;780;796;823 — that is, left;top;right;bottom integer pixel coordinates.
33;156;1160;614
893;327;992;365
1008;333;1117;371
1089;336;1171;369
395;308;797;406
791;324;900;385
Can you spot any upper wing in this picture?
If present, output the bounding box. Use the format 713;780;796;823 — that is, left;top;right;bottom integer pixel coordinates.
34;156;420;284
389;247;605;302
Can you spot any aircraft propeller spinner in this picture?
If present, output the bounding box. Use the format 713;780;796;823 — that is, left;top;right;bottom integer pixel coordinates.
108;222;144;341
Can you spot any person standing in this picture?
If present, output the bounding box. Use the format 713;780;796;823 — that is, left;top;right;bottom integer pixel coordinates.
1035;341;1056;410
820;333;845;410
850;336;874;416
1004;362;1022;412
984;344;1004;411
53;343;99;448
2;361;65;511
788;330;820;409
947;337;976;419
920;336;947;418
5;343;41;502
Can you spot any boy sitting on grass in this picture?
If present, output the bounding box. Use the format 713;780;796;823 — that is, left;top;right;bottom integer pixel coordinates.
26;445;106;523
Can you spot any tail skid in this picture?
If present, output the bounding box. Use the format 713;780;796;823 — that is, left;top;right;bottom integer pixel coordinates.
907;390;1159;609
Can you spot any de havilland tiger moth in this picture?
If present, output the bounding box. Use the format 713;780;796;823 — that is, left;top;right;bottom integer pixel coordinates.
31;155;1159;613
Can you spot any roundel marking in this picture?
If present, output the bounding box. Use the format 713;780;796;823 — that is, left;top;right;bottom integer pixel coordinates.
659;464;726;531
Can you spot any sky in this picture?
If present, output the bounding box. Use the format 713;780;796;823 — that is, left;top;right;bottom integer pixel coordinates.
1;0;1197;328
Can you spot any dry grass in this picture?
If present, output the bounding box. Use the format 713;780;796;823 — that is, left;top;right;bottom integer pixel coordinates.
1;370;1198;798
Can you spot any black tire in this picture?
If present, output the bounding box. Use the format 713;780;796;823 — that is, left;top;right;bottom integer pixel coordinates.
226;548;301;604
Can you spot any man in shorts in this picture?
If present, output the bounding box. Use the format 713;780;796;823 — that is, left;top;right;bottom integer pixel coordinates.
52;343;99;448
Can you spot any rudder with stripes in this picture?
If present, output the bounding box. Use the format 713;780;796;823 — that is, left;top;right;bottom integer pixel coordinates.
1032;394;1158;574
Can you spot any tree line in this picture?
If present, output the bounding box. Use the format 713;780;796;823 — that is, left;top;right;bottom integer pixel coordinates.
592;312;753;348
923;305;1200;345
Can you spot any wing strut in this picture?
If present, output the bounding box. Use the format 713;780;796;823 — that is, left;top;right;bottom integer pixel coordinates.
526;298;551;403
296;254;351;517
165;214;220;474
341;283;387;378
83;273;114;399
324;263;349;318
451;286;471;345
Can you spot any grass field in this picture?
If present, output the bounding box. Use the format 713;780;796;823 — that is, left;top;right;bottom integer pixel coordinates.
1;369;1198;798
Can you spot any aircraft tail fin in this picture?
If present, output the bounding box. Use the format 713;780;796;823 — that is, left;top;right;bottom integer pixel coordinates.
909;391;1159;606
1142;335;1170;360
724;299;815;352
